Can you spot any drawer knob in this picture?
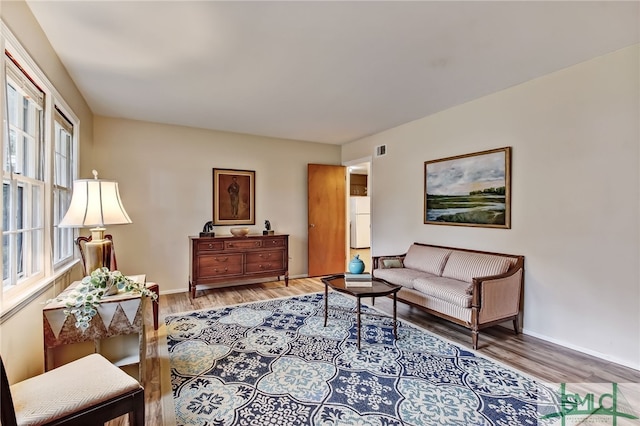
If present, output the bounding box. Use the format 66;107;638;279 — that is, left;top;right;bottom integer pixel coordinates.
208;244;213;248
214;267;229;272
259;253;272;259
214;257;229;262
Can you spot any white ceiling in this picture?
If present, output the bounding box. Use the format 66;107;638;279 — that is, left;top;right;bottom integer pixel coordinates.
25;1;639;145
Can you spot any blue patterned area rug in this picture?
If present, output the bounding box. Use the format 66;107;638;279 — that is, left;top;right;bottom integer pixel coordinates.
165;292;559;425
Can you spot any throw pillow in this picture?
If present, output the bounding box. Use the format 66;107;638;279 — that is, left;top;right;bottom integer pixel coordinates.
380;257;404;269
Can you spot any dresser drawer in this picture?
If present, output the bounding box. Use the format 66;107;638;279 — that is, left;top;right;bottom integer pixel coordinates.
225;239;263;250
246;250;284;273
197;241;224;252
198;254;243;277
245;258;284;274
263;237;286;248
246;250;283;264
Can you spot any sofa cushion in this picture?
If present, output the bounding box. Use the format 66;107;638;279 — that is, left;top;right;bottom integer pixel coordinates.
441;251;511;286
413;276;473;308
402;244;452;276
379;257;404;269
373;268;434;290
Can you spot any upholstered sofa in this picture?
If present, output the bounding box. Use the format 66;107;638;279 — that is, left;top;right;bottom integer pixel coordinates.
372;243;524;349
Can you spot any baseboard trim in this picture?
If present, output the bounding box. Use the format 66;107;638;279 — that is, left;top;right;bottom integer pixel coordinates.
161;274;309;296
522;327;640;371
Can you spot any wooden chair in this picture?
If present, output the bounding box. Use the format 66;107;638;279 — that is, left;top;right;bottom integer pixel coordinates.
76;235;159;330
1;353;144;426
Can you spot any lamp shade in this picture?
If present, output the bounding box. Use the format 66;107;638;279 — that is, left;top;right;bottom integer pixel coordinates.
59;177;132;228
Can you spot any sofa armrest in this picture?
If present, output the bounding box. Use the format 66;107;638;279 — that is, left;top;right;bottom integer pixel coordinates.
372;253;406;270
471;257;524;324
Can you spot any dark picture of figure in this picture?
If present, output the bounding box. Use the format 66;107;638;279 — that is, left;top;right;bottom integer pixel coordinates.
228;176;240;218
213;169;255;225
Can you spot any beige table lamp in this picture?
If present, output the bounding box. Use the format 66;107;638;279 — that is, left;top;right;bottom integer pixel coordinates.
59;170;132;275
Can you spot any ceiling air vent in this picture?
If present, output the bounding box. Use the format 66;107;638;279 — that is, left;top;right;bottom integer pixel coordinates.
375;144;387;157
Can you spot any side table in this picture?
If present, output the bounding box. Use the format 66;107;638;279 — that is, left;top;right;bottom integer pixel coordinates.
43;275;148;383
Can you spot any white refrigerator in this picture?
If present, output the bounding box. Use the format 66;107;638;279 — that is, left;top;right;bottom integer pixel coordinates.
350;196;370;249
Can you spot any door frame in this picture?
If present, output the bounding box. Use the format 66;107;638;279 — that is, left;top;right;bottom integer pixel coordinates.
344;156;373;256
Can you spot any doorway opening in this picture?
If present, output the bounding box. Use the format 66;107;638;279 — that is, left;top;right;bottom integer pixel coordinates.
346;160;371;273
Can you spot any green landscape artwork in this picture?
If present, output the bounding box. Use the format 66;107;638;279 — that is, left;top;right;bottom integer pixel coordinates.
424;147;511;228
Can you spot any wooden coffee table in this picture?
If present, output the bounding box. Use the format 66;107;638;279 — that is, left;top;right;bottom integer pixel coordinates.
321;274;402;350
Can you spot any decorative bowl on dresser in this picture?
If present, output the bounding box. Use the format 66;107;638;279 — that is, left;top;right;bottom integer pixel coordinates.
189;234;289;298
229;227;250;237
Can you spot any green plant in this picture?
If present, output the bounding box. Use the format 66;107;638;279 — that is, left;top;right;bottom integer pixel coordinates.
49;267;158;332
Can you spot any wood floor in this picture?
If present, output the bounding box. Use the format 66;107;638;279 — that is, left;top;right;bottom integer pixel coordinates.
110;277;640;425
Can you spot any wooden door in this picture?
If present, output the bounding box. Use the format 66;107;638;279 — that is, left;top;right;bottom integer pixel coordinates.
308;164;346;277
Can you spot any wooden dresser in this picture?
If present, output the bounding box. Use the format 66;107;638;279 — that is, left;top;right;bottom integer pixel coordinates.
189;234;289;298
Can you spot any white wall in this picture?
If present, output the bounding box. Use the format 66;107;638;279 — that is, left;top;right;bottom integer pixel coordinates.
92;117;341;294
342;45;640;369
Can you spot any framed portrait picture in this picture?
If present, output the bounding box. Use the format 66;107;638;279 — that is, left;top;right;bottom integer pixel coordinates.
212;168;255;225
424;147;511;228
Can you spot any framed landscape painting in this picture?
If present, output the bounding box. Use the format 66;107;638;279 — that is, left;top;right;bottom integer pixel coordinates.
212;168;255;225
424;147;511;228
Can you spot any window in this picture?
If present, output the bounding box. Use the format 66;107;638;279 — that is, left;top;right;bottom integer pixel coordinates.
1;28;79;298
53;108;74;265
2;54;45;290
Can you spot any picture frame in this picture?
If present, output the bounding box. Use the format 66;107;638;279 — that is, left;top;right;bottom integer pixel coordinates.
424;147;511;228
212;168;255;225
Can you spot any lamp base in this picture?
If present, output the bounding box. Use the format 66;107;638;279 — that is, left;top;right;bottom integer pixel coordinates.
84;238;113;275
90;227;106;241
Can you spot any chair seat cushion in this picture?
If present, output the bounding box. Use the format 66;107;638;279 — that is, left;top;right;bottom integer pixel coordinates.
11;354;141;425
